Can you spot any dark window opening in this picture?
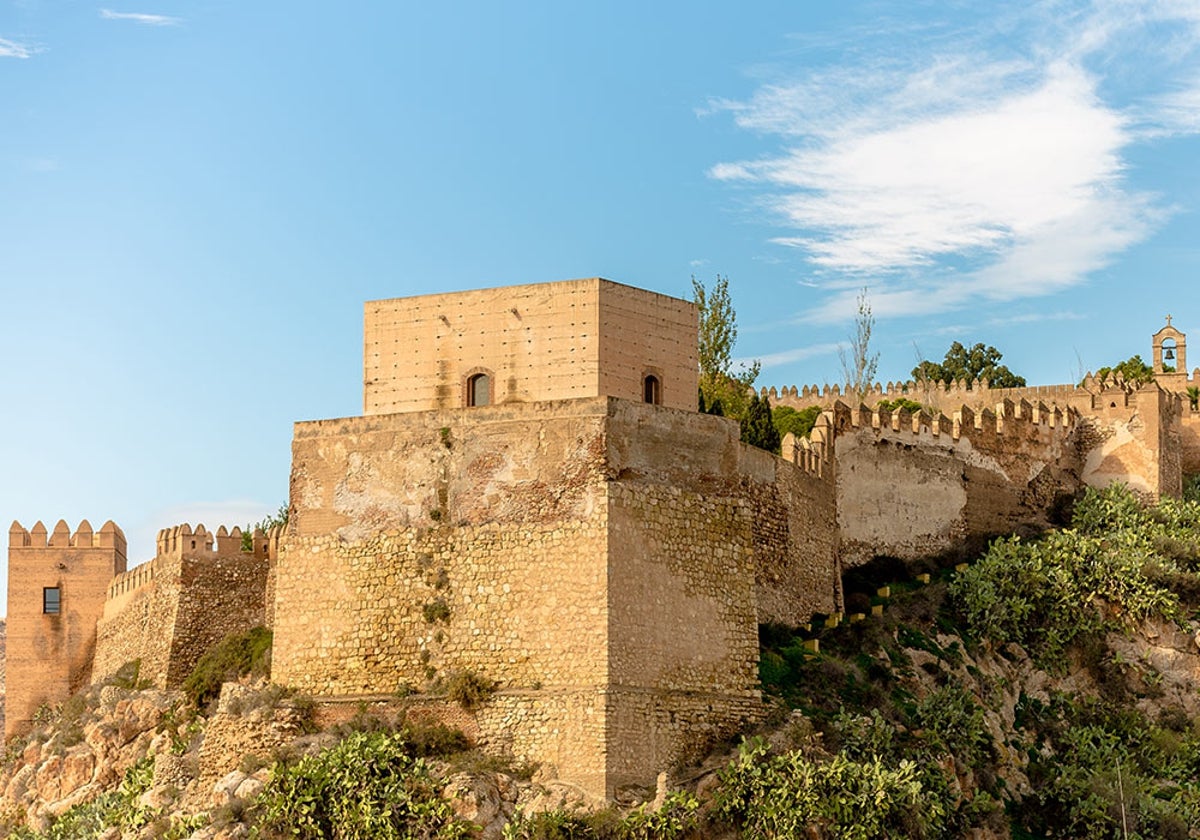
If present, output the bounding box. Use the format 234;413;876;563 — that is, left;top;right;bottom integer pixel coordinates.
468;373;491;407
43;587;61;615
643;375;661;405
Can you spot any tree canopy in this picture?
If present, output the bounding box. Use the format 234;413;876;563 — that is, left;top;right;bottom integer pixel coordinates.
740;392;781;453
913;342;1026;389
772;405;823;440
694;275;759;418
1091;354;1155;386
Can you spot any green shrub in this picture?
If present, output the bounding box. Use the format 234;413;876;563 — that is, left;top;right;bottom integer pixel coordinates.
249;730;472;839
445;670;496;710
183;626;273;709
714;737;942;839
9;758;158;839
909;682;992;770
501;793;698;840
950;508;1181;668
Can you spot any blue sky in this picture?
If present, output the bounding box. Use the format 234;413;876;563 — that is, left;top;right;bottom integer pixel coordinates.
2;1;1200;587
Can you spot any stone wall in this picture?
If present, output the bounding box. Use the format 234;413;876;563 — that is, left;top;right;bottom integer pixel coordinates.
275;398;616;794
273;397;837;798
94;556;179;690
363;278;697;415
601;398;840;624
1180;407;1200;478
830;400;1083;567
1079;386;1183;498
93;526;272;690
6;521;127;737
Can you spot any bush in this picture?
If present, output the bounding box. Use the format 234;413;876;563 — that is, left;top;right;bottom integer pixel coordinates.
9;758;158;839
877;397;925;414
249;730;472;839
444;670;497;710
714;737;942;839
950;491;1182;668
183;626;273;709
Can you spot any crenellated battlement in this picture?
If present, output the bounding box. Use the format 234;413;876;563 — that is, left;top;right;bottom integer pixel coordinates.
779;411;834;477
761;379;1084;404
106;555;164;602
780;398;1078;464
154;522;281;561
9;519;126;554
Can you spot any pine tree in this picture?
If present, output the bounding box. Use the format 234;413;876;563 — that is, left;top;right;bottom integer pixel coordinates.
740;393;781;454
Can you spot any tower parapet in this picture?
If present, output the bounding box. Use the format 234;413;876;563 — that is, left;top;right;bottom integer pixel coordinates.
6;518;127;738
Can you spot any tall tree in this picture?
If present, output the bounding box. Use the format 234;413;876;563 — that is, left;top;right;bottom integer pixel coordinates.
694;275;759;419
913;342;1025;389
741;392;781;454
838;288;879;396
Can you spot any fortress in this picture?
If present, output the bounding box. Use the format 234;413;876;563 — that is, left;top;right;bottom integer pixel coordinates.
8;277;1200;800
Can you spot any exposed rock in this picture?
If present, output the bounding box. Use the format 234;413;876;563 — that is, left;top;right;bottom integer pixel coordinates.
443;773;508;837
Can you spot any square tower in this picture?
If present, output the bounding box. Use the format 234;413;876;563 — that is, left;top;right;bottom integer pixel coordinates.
6;520;127;737
362;278;698;414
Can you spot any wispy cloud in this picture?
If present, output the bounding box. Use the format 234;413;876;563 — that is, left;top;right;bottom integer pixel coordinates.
740;342;840;370
987;311;1087;327
100;9;181;26
0;38;34;58
707;1;1200;324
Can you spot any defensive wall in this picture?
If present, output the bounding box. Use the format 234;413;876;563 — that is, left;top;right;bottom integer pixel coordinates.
93;524;277;690
799;400;1084;567
9;281;1200;806
6;521;127;738
272;395;838;799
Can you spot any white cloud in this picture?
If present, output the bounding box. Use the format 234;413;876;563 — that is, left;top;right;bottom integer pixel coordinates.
0;38;34;58
708;1;1200;323
100;9;181;26
740;342;840;370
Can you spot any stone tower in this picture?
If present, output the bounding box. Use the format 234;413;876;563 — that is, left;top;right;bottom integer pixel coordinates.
6;520;127;737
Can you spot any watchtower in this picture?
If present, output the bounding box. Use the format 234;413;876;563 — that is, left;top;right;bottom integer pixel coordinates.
362;278;698;415
6;520;127;737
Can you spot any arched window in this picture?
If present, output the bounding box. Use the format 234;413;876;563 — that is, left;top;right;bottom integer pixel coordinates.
643;374;661;405
467;372;491;407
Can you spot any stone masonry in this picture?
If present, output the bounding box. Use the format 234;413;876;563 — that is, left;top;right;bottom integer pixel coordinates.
8;281;1199;805
6;521;126;738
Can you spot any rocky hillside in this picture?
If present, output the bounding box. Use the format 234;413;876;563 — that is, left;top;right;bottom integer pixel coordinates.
2;485;1200;838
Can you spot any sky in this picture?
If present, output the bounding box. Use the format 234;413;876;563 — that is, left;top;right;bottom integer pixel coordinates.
2;0;1200;594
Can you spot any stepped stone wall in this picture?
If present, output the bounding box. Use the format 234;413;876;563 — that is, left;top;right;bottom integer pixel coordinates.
92;524;274;691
